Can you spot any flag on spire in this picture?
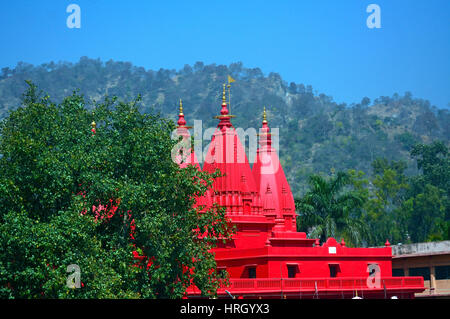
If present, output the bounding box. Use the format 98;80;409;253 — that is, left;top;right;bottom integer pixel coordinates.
227;76;235;112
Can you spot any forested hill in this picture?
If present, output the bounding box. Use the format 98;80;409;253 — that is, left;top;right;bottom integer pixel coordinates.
1;57;449;196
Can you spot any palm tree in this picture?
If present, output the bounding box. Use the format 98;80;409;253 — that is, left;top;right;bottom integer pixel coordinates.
295;172;368;246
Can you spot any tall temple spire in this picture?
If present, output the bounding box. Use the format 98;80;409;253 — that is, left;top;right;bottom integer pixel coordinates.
222;83;227;104
253;106;297;231
173;99;211;208
177;98;188;128
262;106;267;124
174;99;198;170
220;83;229;117
214;84;235;129
203;85;258;216
91;120;96;135
259;107;272;146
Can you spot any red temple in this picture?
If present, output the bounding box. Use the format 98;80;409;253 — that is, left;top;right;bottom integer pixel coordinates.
178;88;425;299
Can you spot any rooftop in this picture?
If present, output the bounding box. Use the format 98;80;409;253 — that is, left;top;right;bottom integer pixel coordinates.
391;241;450;258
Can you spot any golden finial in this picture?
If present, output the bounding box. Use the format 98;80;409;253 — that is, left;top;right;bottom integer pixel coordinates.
262;106;268;124
222;83;226;103
91;121;96;129
179;98;183;115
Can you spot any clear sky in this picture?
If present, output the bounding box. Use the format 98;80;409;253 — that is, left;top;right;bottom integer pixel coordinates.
0;0;449;108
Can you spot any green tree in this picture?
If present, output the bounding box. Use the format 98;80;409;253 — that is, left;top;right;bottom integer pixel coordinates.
0;82;233;299
410;141;449;195
402;184;446;242
295;171;368;246
363;159;410;245
406;141;450;241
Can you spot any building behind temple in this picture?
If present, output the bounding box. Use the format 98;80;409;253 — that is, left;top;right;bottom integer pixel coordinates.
391;240;450;298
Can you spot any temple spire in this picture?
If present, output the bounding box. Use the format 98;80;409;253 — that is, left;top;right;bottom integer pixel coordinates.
222;83;227;104
177;98;188;128
174;99;198;169
91;121;96;135
259;107;272;146
214;84;235;128
262;106;268;124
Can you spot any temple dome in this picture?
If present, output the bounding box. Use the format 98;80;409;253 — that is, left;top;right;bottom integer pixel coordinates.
202;86;258;215
252;107;296;231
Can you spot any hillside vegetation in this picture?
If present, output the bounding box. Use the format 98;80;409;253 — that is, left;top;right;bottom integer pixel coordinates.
1;57;449;197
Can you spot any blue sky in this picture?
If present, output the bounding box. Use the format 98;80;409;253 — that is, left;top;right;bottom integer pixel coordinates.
0;0;449;108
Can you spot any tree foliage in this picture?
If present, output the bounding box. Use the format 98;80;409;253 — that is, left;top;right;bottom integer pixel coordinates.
295;172;368;246
295;145;450;246
0;82;233;298
406;142;450;242
362;159;410;245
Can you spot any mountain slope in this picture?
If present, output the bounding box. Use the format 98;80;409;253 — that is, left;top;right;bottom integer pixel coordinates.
1;57;448;196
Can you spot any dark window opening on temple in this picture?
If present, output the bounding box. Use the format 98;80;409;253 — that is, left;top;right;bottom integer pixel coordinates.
329;265;339;278
287;265;297;278
248;267;256;279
